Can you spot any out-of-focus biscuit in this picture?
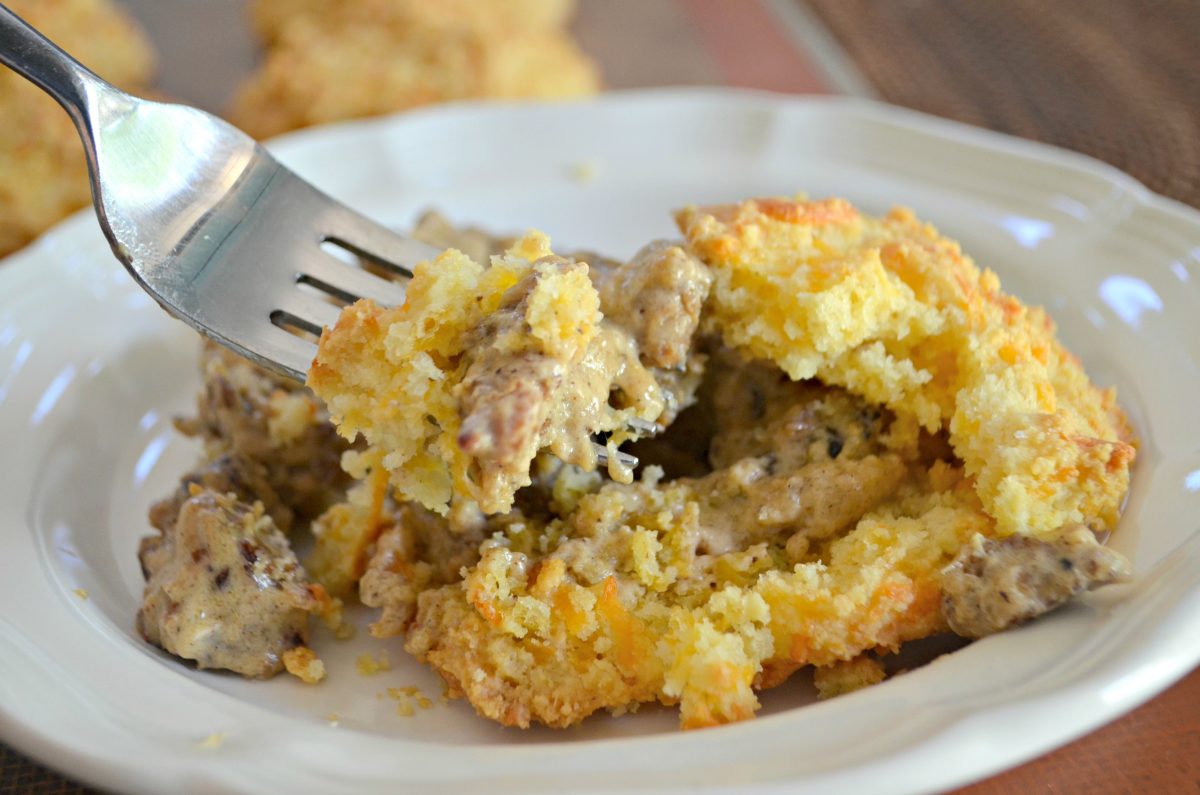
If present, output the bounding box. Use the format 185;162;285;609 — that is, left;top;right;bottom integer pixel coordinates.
249;0;575;42
0;0;154;257
231;0;598;139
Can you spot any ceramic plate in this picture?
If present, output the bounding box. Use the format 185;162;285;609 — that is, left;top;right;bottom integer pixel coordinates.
2;90;1199;795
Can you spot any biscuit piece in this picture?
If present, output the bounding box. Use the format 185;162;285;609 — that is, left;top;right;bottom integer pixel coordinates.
400;353;949;729
309;233;673;515
406;455;990;729
250;0;575;43
677;198;1135;537
232;0;597;138
0;0;155;256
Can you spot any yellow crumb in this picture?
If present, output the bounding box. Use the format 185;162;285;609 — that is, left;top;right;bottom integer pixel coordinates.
569;160;600;183
282;647;326;684
324;712;340;727
196;733;224;750
384;685;433;717
355;652;392;675
72;588;89;600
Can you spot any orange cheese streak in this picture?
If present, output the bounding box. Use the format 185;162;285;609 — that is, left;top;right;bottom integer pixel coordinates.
599;577;643;672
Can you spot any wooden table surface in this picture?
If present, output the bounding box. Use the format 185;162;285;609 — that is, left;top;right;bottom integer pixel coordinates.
2;1;1198;792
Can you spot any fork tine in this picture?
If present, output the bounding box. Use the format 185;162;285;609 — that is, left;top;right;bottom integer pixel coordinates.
627;417;658;435
265;326;319;381
298;249;408;307
274;288;345;334
595;447;638;469
322;207;440;277
208;320;318;384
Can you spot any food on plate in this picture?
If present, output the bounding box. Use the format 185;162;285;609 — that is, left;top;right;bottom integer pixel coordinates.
307;232;706;515
178;344;353;532
230;0;599;139
139;197;1134;730
940;527;1131;638
136;344;347;680
137;488;323;679
674;199;1135;538
0;0;155;257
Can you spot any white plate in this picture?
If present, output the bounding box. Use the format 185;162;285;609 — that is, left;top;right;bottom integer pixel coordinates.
2;90;1199;795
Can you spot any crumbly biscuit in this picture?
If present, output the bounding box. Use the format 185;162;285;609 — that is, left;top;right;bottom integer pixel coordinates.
677;198;1135;537
305;200;1135;729
310;234;614;514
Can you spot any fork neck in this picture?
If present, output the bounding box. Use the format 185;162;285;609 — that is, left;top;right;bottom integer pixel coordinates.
0;3;109;136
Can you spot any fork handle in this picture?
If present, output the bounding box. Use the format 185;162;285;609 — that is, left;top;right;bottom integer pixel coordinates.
0;3;107;136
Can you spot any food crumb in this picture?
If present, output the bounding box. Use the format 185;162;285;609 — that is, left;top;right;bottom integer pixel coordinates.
72;588;89;600
384;686;433;717
310;585;354;640
325;712;340;727
356;651;391;675
282;647;326;684
196;733;224;750
568;159;600;183
813;656;887;699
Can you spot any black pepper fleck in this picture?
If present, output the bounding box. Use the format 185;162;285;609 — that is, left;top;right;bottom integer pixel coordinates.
750;385;766;419
826;432;844;459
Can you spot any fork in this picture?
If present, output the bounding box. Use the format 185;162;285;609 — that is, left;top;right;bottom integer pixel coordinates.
0;4;651;465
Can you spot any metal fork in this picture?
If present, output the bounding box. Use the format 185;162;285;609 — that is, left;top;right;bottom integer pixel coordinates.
0;4;649;465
